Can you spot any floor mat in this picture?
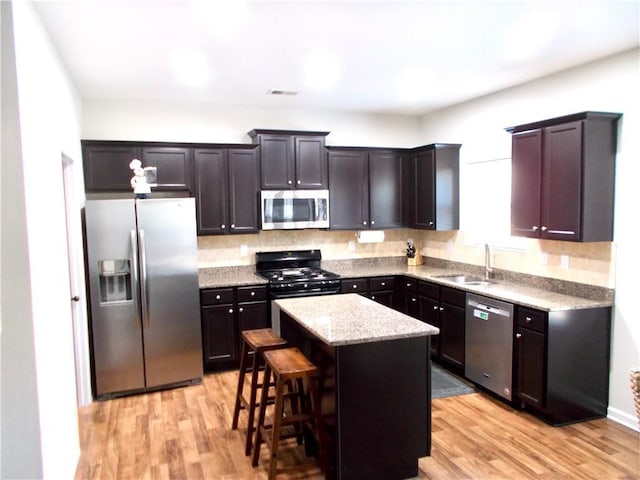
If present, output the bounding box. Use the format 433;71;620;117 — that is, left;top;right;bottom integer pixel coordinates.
431;364;476;399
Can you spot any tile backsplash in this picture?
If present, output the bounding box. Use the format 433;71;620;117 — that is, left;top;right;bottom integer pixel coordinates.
197;229;615;288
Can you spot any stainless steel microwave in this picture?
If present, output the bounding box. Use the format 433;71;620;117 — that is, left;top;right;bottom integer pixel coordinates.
260;190;329;230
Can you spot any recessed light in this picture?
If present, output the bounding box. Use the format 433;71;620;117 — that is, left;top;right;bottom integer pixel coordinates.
169;48;211;88
303;49;341;90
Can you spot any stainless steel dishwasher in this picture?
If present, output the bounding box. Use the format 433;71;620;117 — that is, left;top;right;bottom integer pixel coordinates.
465;293;515;401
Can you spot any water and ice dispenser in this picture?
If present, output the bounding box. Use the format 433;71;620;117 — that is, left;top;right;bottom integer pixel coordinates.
98;259;132;303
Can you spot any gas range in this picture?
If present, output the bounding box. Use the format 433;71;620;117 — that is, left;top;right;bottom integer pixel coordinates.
255;250;341;298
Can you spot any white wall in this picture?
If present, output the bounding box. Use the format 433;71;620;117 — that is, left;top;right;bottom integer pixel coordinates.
2;1;85;477
419;48;640;429
82;99;423;148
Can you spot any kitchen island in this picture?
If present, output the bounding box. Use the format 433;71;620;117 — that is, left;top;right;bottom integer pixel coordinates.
274;293;440;480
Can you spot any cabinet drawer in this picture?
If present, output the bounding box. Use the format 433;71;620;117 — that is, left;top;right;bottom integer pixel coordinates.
418;281;439;300
517;307;546;333
201;288;234;306
440;286;466;307
369;276;395;291
341;278;368;293
237;285;267;303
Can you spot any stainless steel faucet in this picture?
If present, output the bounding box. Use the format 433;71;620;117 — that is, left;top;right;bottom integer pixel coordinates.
484;243;494;280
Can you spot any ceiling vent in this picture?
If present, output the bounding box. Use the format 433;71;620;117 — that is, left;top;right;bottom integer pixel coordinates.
267;89;299;96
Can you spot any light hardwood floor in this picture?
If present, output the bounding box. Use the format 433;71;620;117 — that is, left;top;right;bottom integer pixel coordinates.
75;370;640;479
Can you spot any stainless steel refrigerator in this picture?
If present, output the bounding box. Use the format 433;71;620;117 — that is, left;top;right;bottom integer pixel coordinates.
85;198;203;398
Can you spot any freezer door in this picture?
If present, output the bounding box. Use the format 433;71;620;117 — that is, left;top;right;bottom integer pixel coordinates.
136;198;203;387
85;199;145;396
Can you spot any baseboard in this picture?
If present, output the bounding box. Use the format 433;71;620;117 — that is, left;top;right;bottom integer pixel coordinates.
607;406;639;432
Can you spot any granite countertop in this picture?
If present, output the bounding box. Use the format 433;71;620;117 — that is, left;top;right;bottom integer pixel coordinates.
198;257;614;312
198;267;267;288
275;293;439;346
325;262;613;311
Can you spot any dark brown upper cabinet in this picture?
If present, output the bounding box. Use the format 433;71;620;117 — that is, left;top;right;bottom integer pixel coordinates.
328;147;403;230
194;146;259;235
506;111;621;242
404;144;460;231
82;141;193;194
248;129;329;189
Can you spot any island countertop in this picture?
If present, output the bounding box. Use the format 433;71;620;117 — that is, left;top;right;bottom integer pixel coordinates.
274;293;439;347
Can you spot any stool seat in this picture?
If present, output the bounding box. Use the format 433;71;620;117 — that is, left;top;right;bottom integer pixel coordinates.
243;328;288;351
252;347;327;480
232;328;287;457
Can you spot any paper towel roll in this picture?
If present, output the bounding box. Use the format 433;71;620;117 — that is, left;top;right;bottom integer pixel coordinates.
356;230;385;243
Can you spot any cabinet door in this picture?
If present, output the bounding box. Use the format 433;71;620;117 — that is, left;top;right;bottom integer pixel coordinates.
329;150;369;229
82;143;141;192
516;327;546;408
541;121;582;241
440;302;465;370
369;151;403;229
141;147;192;191
414;149;436;229
201;304;237;366
419;295;441;359
228;149;259;234
194;149;229;235
369;291;394;307
237;301;269;335
295;136;327;189
511;130;543;237
260;135;294;189
402;153;416;227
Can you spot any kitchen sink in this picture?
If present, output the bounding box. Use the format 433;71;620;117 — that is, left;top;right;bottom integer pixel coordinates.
434;274;496;286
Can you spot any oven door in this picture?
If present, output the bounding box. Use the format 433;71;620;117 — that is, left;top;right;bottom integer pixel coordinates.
261;190;329;230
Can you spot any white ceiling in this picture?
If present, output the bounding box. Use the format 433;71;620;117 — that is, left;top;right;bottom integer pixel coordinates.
33;0;640;115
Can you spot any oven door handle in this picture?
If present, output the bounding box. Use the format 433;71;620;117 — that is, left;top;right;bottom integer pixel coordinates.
270;289;341;300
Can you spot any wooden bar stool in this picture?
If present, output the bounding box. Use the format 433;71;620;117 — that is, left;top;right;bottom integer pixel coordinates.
232;328;287;457
252;347;327;480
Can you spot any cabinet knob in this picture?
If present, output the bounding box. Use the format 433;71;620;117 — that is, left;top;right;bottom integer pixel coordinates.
439;307;444;311
433;305;438;310
429;221;434;226
371;221;375;225
363;221;367;225
381;282;385;286
297;180;301;185
216;294;221;300
238;307;244;313
525;316;532;323
231;224;235;229
541;226;548;231
288;180;293;185
352;284;357;289
411;297;417;302
371;295;376;300
71;295;80;302
532;225;538;231
251;291;255;296
228;308;233;314
516;333;522;339
221;224;225;229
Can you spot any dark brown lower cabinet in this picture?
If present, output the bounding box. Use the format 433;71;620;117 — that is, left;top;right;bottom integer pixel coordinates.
515;305;611;425
418;281;465;372
200;285;268;371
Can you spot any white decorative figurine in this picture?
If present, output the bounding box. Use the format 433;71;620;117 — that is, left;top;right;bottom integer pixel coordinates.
129;159;151;199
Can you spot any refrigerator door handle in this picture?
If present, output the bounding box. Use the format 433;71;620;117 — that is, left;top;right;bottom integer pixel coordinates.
130;230;142;329
139;229;150;328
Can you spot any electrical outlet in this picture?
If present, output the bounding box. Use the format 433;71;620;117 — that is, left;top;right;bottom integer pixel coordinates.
540;252;548;266
240;245;248;257
561;254;570;269
348;240;356;252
